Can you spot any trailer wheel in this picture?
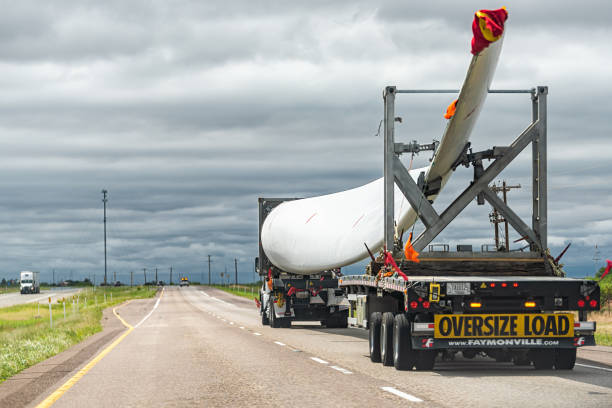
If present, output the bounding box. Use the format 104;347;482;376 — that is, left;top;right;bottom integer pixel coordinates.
261;295;269;326
531;349;555;370
555;348;576;370
415;350;436;370
325;312;348;329
369;312;382;363
512;350;531;366
269;302;281;328
393;313;416;370
380;312;395;366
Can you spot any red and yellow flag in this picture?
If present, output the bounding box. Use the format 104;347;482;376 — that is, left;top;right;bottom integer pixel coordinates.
471;7;508;55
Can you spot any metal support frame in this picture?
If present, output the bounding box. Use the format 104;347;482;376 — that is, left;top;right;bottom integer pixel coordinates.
383;86;548;254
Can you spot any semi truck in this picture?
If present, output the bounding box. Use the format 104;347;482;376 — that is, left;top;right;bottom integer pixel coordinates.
20;270;40;294
257;198;348;329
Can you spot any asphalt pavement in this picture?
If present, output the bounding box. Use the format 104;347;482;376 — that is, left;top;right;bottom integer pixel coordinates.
2;286;610;407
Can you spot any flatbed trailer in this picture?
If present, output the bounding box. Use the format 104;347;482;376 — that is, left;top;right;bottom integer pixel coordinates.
257;198;348;328
340;266;599;370
338;84;600;370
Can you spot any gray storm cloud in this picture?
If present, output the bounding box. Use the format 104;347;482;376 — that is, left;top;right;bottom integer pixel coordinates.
0;0;610;283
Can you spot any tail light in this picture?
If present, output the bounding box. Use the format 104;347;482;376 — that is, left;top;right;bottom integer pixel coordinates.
524;301;536;308
410;301;418;309
513;282;519;288
422;301;430;309
589;299;598;308
501;282;508;288
470;301;482;308
577;299;585;308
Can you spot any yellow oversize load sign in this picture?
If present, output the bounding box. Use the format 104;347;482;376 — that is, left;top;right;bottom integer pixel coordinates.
434;313;574;338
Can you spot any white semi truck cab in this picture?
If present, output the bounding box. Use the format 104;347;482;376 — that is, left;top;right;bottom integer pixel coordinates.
20;271;40;294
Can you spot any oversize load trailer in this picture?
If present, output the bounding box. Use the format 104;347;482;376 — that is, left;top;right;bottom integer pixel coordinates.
337;9;600;371
341;272;599;369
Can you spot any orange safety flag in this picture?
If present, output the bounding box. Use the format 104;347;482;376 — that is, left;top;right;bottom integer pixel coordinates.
444;99;457;119
404;232;420;263
471;7;508;55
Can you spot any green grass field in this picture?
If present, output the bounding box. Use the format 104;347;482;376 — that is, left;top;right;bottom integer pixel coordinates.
0;286;157;383
210;284;259;301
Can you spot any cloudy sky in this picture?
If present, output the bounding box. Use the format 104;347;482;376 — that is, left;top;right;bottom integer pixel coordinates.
0;1;610;284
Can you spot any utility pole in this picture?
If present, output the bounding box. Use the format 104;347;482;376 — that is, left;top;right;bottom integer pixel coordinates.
208;255;211;285
155;268;158;284
52;269;55;287
102;189;108;286
235;258;238;285
113;270;116;283
170;266;173;285
130;271;133;287
489;181;521;251
143;268;147;285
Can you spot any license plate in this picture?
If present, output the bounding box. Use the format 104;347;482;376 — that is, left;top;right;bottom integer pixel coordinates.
434;313;574;338
446;282;471;295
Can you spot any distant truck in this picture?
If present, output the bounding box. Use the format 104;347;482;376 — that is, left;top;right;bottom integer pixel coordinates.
20;271;40;294
179;277;190;287
257;198;348;329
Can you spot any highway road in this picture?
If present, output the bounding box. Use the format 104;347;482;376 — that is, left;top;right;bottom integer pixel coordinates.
1;286;611;407
0;288;82;308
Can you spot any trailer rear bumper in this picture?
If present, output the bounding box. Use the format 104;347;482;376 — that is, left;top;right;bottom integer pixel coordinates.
411;335;596;349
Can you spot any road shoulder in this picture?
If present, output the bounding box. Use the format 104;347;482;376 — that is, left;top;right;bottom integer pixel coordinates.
0;297;155;408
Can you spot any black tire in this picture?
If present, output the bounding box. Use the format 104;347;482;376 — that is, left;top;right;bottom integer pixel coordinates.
380;312;395;366
393;313;417;370
555;348;576;370
325;313;348;329
513;351;531;366
261;296;269;326
531;349;555;370
369;312;382;363
494;350;512;362
415;350;436;370
281;318;292;328
269;301;281;328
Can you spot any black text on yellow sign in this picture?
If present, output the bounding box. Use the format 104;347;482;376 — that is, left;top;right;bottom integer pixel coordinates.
434;313;574;338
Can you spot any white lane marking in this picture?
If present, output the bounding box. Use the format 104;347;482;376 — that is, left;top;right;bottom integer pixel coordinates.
381;387;422;403
201;291;210;297
253;332;262;336
229;322;234;325
274;341;286;346
330;365;352;374
576;363;612;372
310;357;328;364
289;348;301;352
134;292;163;329
239;326;245;330
221;319;227;322
210;296;230;305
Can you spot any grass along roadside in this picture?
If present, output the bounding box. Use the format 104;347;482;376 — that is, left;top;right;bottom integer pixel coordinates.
210;284;259;301
0;286;157;383
591;302;612;346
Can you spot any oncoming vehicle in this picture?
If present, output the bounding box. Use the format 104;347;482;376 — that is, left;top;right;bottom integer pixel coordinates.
20;271;40;294
179;277;189;287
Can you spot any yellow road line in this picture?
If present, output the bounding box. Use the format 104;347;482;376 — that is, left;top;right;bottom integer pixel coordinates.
35;289;163;408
